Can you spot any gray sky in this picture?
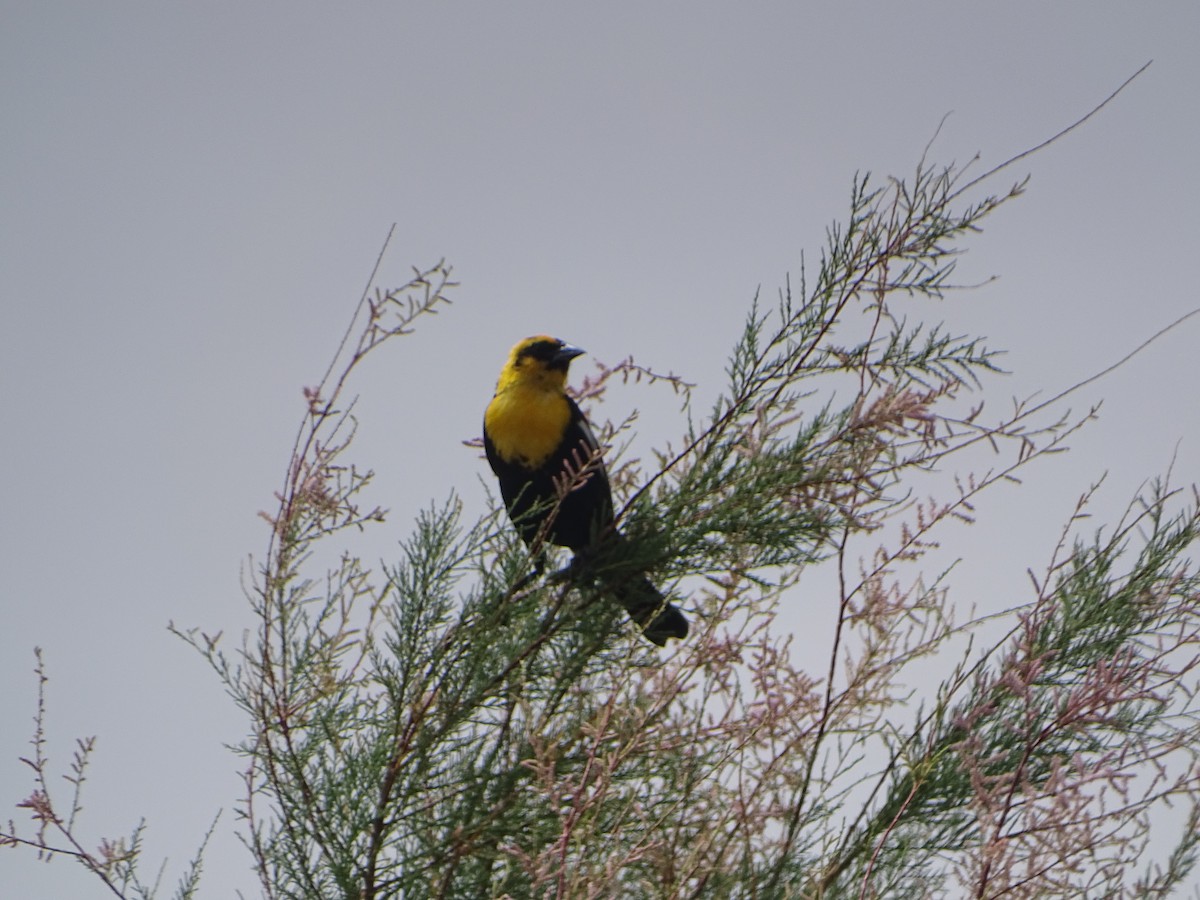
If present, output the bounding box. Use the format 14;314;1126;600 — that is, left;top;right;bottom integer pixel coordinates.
3;4;1198;897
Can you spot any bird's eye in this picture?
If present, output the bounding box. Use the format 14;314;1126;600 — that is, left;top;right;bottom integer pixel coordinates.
521;339;562;362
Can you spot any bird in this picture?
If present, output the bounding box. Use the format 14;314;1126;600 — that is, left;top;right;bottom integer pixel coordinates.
483;335;688;645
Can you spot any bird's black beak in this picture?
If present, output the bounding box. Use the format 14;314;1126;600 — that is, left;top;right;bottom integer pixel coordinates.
553;342;586;366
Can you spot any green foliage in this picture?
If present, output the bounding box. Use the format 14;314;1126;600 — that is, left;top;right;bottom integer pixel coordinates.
169;147;1199;900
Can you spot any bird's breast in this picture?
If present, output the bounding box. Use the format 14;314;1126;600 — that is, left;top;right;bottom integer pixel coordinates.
485;387;573;469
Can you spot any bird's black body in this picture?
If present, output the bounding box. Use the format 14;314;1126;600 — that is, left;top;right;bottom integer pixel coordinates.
483;392;612;551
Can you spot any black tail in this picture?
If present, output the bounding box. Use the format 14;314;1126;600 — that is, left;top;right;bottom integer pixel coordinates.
607;572;688;646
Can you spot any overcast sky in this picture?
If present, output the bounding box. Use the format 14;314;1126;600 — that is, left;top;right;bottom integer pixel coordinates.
3;4;1198;897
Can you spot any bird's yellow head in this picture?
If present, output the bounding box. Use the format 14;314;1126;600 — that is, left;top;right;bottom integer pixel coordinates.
495;335;586;394
486;336;587;468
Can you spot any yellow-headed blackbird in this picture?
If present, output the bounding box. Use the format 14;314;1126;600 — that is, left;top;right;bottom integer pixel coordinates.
483;335;688;645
